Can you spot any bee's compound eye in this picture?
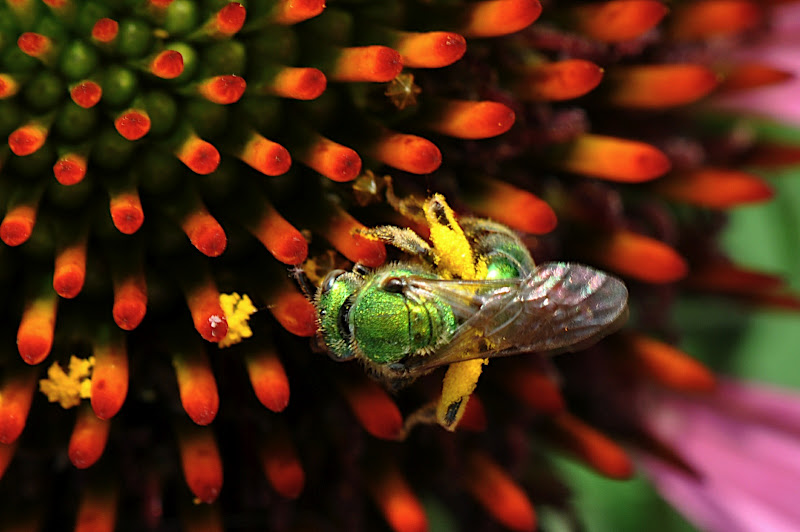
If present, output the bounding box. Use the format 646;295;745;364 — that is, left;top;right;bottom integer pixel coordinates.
381;276;405;294
352;263;370;277
337;295;354;344
321;269;347;293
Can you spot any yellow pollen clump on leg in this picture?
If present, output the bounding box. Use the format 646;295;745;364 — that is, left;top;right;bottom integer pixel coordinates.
423;194;488;430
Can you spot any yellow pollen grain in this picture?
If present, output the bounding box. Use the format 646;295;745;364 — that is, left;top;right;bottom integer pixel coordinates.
218;292;257;348
39;355;96;409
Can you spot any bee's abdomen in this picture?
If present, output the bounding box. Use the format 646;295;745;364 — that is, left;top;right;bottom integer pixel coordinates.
480;232;536;280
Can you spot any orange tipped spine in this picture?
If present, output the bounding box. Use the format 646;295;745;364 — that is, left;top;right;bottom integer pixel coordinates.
180;208;227;257
245;348;290;412
109;188;145;234
17;285;58;365
517;59;603;101
268;0;325;25
340;378;403;440
8;123;48;156
589;229;688;283
183;272;228;343
0;369;38;444
571;1;668;43
369;464;429;532
260;427;305;499
464;452;537;532
197;75;246;104
320;207;387;268
176;133;220;175
115;109;151;141
718;62;794;93
427;100;515;139
206;2;247;37
245;199;307;265
112;268;148;331
53;153;88;185
393;31;466;68
461;0;542;38
557;134;671;182
505;364;565;414
238;132;292;176
17;32;54;62
0;74;21;99
467;179;557;234
547;413;634;480
68;403;111;469
260;66;327;100
173;347;219;426
606;64;719;109
669;0;762;41
53;237;88;299
92;17;119;44
177;424;223;504
301;135;362;182
149;50;184;79
620;333;716;392
1;204;38;246
655;168;773;208
370;132;442;175
91;332;129;420
70;80;102;108
265;281;317;337
75;485;118;532
330;46;403;83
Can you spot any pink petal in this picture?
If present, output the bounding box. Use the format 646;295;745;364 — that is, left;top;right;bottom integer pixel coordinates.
638;380;800;532
640;455;748;532
712;3;800;124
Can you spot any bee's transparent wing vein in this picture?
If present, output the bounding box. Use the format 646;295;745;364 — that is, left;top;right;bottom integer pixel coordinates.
406;262;628;371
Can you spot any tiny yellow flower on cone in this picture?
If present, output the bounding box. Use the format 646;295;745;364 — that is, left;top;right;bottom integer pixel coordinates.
218;293;257;348
39;356;96;409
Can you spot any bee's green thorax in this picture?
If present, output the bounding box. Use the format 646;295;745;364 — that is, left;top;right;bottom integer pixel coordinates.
350;268;457;364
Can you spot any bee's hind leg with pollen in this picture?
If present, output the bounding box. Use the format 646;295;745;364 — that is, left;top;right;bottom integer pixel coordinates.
397;357;487;437
436;357;486;430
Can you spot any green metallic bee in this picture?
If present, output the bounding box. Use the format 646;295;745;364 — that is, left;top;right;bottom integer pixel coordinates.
315;194;628;431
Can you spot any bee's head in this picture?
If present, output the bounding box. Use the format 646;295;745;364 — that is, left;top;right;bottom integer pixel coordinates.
315;268;364;361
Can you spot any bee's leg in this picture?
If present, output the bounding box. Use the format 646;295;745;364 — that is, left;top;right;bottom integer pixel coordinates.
459;217;518;239
436;358;487;431
397;402;438;440
290;265;316;299
396;360;487;437
384;176;427;224
356;226;436;264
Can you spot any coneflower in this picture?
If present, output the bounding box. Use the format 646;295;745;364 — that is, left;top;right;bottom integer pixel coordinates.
0;1;797;531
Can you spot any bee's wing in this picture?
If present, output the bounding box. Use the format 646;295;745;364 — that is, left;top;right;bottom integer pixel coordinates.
404;262;628;372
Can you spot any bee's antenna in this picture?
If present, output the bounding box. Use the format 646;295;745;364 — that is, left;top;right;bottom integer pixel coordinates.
290;266;316;299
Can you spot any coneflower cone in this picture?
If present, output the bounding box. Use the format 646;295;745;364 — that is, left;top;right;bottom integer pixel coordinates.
0;0;798;531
